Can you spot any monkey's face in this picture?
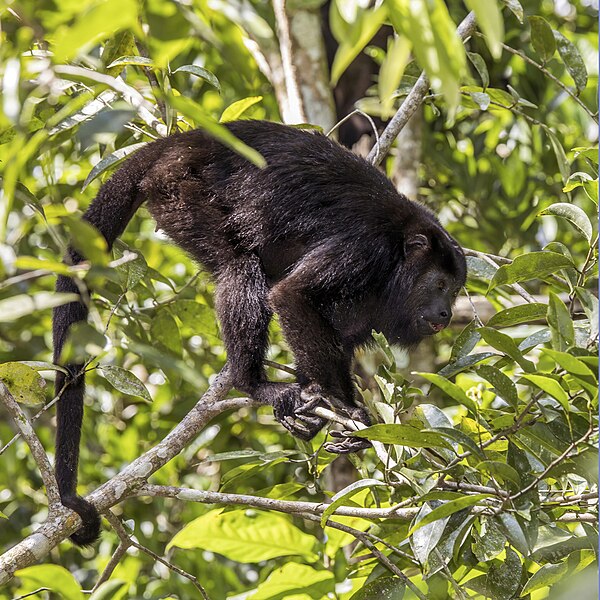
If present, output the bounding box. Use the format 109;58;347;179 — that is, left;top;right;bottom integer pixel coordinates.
412;268;461;338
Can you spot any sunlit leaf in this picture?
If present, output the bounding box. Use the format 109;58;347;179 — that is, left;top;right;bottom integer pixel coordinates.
521;561;569;596
0;362;46;405
409;494;491;535
354;424;451;448
488;252;572;291
16;565;84;600
0;292;78;322
250;563;335;600
220;96;263;122
539;202;593;243
478;364;519;408
487;303;547;327
465;0;504;59
478;328;535;372
168;509;319;562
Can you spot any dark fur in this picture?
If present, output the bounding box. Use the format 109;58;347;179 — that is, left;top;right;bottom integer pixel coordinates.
53;120;466;545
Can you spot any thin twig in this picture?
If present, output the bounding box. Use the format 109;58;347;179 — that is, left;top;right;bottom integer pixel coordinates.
0;382;60;508
510;425;596;502
90;540;130;593
136;484;419;521
486;36;597;121
301;512;428;600
104;511;210;599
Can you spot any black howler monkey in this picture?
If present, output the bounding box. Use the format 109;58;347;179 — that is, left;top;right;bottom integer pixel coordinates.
53;120;466;545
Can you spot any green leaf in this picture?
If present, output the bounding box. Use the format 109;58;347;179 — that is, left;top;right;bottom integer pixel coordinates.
473;517;507;561
173;65;221;92
331;5;388;85
539;202;593;243
478;364;519;409
250;563;335;600
0;362;46;406
388;0;467;113
520;561;568;596
16;565;84;600
220;96;263;123
350;577;405;600
107;55;154;69
435;426;486;458
89;579;128;600
15;256;84;277
547;291;575;351
113;241;148;290
541;348;596;378
439;352;496;378
353;424;450;448
487;547;522;598
62;216;109;266
167;94;265;167
451;321;481;359
150;310;182;356
500;0;524;23
487;303;547;327
321;479;386;526
544;126;570;183
553;30;587;91
519;328;552;351
52;0;139;63
495;513;529;554
521;374;569;412
0;292;79;323
528;16;556;62
488;252;572;291
171;299;218;338
478;328;535;372
414;372;478;414
98;365;152;402
168;509;318;562
467;52;490;89
465;0;504;59
409;494;492;535
379;35;411;117
475;460;521;487
82;143;147;191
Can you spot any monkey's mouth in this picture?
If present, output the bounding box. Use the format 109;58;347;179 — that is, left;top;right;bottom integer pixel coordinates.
416;317;448;336
428;321;446;333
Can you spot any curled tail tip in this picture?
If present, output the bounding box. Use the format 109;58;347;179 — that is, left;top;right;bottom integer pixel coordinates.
63;495;101;546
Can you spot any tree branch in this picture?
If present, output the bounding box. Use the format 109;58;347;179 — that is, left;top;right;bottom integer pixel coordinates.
367;12;478;165
0;382;60;508
136;484;419;521
0;369;250;584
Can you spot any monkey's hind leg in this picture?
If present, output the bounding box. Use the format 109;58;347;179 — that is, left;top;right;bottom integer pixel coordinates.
214;256;326;441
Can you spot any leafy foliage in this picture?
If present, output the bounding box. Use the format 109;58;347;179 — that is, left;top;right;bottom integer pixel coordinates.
0;0;597;598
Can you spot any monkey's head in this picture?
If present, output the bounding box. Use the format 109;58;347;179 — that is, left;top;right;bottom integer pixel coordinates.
382;224;467;347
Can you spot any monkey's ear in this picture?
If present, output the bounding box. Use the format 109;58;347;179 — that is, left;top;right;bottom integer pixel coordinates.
405;233;431;253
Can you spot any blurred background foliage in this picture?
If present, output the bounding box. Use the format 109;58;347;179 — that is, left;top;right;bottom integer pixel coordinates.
0;0;597;598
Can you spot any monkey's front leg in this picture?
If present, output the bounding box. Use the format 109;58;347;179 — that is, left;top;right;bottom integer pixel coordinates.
269;280;371;453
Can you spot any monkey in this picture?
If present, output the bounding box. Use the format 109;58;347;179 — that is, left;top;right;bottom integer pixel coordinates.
52;119;466;545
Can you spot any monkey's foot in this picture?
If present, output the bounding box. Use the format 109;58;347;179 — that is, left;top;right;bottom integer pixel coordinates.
271;384;328;441
324;429;372;454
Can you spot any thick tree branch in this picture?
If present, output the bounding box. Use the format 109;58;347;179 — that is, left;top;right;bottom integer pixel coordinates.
0;369;250;584
368;12;478;165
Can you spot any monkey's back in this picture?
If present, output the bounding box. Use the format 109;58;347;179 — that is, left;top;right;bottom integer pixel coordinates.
137;120;439;278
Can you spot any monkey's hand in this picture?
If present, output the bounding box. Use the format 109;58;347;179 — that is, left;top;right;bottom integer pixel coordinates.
271;383;328;441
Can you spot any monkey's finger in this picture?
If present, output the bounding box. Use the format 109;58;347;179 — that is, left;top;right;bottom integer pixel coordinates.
296;395;325;414
296;413;326;429
324;438;371;454
329;429;357;438
282;416;313;440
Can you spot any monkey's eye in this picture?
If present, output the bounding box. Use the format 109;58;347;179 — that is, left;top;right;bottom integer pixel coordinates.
438;281;446;291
